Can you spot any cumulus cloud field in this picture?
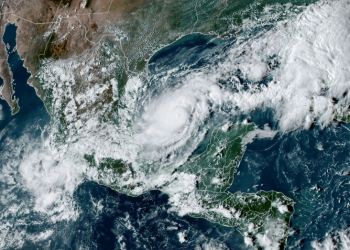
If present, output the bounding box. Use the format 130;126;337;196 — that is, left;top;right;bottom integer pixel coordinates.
1;0;349;249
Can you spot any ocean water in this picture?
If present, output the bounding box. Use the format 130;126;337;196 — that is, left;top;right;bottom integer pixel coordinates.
148;28;350;249
1;11;349;250
0;23;247;250
229;109;350;249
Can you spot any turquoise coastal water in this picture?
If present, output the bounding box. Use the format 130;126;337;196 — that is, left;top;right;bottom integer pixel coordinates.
1;9;349;248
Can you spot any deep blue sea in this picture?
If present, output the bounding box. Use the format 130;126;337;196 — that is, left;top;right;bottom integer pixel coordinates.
1;23;349;249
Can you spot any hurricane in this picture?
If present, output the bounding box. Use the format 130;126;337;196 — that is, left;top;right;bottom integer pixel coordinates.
1;0;350;249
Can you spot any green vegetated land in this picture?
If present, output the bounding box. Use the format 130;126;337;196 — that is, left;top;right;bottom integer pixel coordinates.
179;123;294;249
35;0;323;155
85;122;294;249
116;0;319;88
37;0;320;123
37;0;312;248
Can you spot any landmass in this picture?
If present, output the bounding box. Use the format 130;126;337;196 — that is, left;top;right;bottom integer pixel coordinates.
0;0;303;249
0;0;312;114
85;122;295;249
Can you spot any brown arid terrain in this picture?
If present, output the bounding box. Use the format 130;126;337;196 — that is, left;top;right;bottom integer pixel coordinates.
0;0;149;114
0;0;292;117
